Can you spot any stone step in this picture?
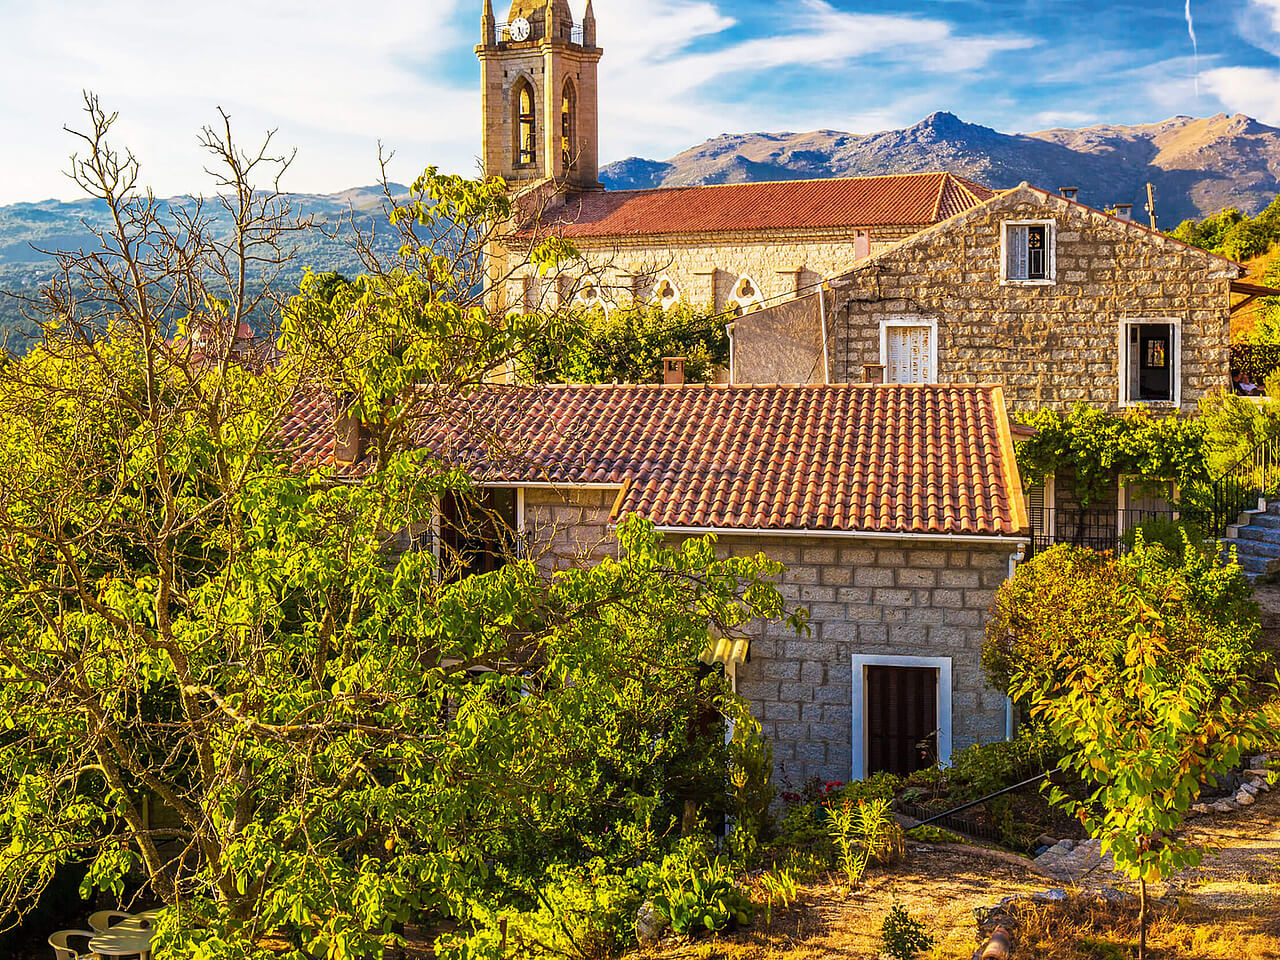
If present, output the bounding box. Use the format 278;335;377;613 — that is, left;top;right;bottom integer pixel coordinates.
1233;538;1280;559
1253;513;1280;530
1235;525;1280;543
1237;553;1280;576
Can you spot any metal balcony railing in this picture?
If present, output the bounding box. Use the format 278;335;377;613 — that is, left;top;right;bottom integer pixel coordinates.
1208;432;1280;539
493;20;587;45
1025;507;1179;560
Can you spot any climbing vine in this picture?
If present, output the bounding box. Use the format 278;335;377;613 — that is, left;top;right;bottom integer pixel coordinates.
1016;404;1208;510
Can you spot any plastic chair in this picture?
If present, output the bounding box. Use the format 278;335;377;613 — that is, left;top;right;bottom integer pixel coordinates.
87;911;134;933
47;929;99;960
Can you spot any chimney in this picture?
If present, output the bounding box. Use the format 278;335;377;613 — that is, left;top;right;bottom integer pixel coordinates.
1114;203;1133;221
334;407;365;465
1059;187;1079;202
663;357;686;386
862;363;886;384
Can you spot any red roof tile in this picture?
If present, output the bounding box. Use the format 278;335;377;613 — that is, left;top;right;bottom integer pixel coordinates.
281;383;1027;538
526;173;995;240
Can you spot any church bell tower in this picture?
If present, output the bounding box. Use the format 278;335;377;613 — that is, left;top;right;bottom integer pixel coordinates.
478;0;603;190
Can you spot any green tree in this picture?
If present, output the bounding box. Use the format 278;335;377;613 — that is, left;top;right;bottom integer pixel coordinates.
985;539;1258;696
1003;541;1278;960
0;99;800;959
522;299;728;384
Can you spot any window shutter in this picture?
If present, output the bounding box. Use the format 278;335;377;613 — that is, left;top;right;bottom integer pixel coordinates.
1007;225;1029;280
1026;485;1046;537
887;326;931;384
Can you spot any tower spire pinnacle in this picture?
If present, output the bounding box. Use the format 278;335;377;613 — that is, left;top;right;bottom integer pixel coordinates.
481;0;495;46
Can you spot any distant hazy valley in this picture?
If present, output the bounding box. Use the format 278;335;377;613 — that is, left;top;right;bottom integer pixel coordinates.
5;111;1280;345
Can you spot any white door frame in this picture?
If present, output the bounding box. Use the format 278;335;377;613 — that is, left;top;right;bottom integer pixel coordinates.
851;654;953;781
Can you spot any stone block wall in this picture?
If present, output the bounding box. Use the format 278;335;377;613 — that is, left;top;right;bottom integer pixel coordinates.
500;225;919;317
718;535;1013;789
505;489;1015;790
521;487;618;572
826;190;1234;414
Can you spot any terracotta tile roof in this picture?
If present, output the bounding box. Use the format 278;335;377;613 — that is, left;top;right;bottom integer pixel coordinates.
281;383;1027;538
525;173;995;240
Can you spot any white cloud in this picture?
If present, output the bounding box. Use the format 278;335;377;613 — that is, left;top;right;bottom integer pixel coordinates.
1029;110;1100;129
0;0;476;203
0;0;1035;203
583;0;1033;162
1199;0;1280;125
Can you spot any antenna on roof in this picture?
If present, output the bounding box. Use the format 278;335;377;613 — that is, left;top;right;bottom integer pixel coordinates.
1145;182;1158;230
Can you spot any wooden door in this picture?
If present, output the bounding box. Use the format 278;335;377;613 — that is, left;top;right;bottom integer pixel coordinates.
865;666;938;776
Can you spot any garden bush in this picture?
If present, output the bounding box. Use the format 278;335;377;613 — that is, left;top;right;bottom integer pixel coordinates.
643;844;755;937
437;862;642;960
880;900;936;960
985;537;1260;697
943;724;1062;802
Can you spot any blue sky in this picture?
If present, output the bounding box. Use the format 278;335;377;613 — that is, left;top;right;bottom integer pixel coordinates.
2;0;1280;204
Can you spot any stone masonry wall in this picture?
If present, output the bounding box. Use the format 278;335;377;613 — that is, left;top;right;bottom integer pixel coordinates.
499;226;918;317
720;535;1012;789
514;488;1015;791
521;487;619;573
826;189;1235;414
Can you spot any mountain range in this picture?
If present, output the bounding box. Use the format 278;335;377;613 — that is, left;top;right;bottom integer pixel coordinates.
599;112;1280;227
5;111;1280;345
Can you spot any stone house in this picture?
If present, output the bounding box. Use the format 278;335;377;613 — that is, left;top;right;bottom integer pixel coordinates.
283;382;1030;786
730;183;1266;554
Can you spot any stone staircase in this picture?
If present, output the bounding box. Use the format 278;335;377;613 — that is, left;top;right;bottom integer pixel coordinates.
1225;499;1280;582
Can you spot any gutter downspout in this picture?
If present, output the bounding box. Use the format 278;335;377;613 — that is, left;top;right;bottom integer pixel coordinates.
818;283;831;385
1005;543;1026;741
726;322;737;385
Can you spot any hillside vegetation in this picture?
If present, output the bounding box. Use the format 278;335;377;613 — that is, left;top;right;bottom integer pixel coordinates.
1168;197;1280;342
0;185;405;350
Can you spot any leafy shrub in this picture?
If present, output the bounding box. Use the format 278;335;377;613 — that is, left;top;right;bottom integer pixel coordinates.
645;848;754;937
904;825;966;845
524;301;728;385
830;771;902;805
826;797;901;889
1119;517;1204;558
880;900;936;960
438;862;642;960
985;538;1260;697
770;802;838;864
727;714;775;861
756;869;798;926
944;724;1061;801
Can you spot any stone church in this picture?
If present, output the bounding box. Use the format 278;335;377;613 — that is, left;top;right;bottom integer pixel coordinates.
478;0;995;318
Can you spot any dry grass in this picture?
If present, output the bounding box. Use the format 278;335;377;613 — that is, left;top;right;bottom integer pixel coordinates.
1009;889;1280;960
638;844;1047;960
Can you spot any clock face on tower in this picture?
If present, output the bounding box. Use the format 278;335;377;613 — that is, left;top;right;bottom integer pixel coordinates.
509;17;531;41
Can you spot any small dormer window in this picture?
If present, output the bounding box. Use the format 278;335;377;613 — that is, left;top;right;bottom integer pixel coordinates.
1003;221;1055;284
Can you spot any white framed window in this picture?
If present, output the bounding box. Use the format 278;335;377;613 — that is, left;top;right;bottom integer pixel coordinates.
852;654;952;781
1001;220;1056;285
880;318;938;384
1119;318;1180;407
